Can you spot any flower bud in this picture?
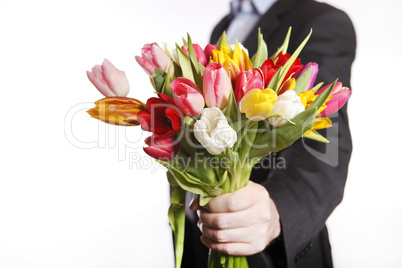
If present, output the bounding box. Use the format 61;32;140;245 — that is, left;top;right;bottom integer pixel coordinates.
86;59;130;97
202;62;232;109
268;90;305;127
87;97;145;126
143;136;180;161
240;88;277;121
170;78;205;117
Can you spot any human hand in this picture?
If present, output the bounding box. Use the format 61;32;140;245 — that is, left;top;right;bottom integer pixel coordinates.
189;181;281;256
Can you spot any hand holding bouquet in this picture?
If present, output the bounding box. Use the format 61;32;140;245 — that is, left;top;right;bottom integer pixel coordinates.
86;28;350;268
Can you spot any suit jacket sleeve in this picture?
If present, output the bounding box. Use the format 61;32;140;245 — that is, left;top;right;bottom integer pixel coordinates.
252;8;356;268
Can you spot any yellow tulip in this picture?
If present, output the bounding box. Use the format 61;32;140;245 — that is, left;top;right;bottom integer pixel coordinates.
239;88;277;121
305;117;333;134
212;44;252;85
87;97;145;126
298;90;331;115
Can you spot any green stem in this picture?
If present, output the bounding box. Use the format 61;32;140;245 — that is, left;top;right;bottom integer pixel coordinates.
208;250;249;268
234;121;257;152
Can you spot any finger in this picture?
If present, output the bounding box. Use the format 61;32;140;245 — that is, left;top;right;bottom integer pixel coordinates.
199;208;256;229
205;181;266;213
200;235;254;256
201;225;252;244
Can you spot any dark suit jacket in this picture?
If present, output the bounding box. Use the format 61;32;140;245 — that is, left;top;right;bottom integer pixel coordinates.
182;1;356;267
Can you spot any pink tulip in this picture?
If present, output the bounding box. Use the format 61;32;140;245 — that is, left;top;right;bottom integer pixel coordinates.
143;136;180;161
135;43;173;76
294;62;319;91
316;82;351;116
86;59;130;97
170;77;205;117
204;44;217;62
202;62;232;110
181;44;208;66
234;68;264;103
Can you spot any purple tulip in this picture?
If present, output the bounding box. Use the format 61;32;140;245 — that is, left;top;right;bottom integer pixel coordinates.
294;62;319;91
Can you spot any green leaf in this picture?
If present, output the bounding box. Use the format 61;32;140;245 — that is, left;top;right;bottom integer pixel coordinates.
171;185;186;206
267;113;296;125
307;79;337;112
267;66;282;89
230;119;249;133
177;117;198;156
173;61;182;78
311;82;324;93
223;89;242;123
249;108;317;159
182;37;188;47
187;33;205;90
175;43;195;83
271;27;292;59
162;62;174;97
167;171;178;187
217;31;233;52
152;67;166;93
251;28;268;68
293;65;312;94
238;122;258;161
159;161;207;196
303;130;329;143
168;196;186;268
273;29;312;93
199;195;212;206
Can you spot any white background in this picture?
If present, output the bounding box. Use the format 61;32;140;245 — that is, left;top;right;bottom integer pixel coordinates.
0;0;401;267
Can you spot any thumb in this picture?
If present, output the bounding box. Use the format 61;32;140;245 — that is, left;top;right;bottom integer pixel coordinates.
189;194;200;211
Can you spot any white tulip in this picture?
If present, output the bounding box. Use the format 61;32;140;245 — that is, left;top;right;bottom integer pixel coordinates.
193;107;237;155
268;90;305;127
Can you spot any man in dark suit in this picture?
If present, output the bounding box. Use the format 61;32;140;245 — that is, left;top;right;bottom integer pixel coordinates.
182;0;356;267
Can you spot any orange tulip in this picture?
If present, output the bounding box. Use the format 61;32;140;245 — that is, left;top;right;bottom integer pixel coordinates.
87;97;145;126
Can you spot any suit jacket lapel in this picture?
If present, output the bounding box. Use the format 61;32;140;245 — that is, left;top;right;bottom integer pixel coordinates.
210;14;233;45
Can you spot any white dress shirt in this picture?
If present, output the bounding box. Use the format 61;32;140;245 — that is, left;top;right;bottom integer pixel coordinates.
226;0;278;44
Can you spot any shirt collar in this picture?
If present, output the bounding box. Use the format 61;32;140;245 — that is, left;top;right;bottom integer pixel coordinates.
230;0;277;16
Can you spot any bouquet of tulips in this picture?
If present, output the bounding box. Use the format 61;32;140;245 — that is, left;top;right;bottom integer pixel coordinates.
86;28;350;268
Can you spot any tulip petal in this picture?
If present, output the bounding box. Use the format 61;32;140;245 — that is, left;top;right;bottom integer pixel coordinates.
318;87;351;116
88;97;145;126
101;59;130;97
87;68;115;97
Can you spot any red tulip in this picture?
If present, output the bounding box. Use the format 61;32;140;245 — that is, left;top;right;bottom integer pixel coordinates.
137;94;183;139
316;82;351;116
135;43;173;76
170;78;205;117
143;136;180;161
86;59;130;97
202;62;232;110
181;43;208;66
234;68;264;103
204;44;218;62
261;52;303;88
